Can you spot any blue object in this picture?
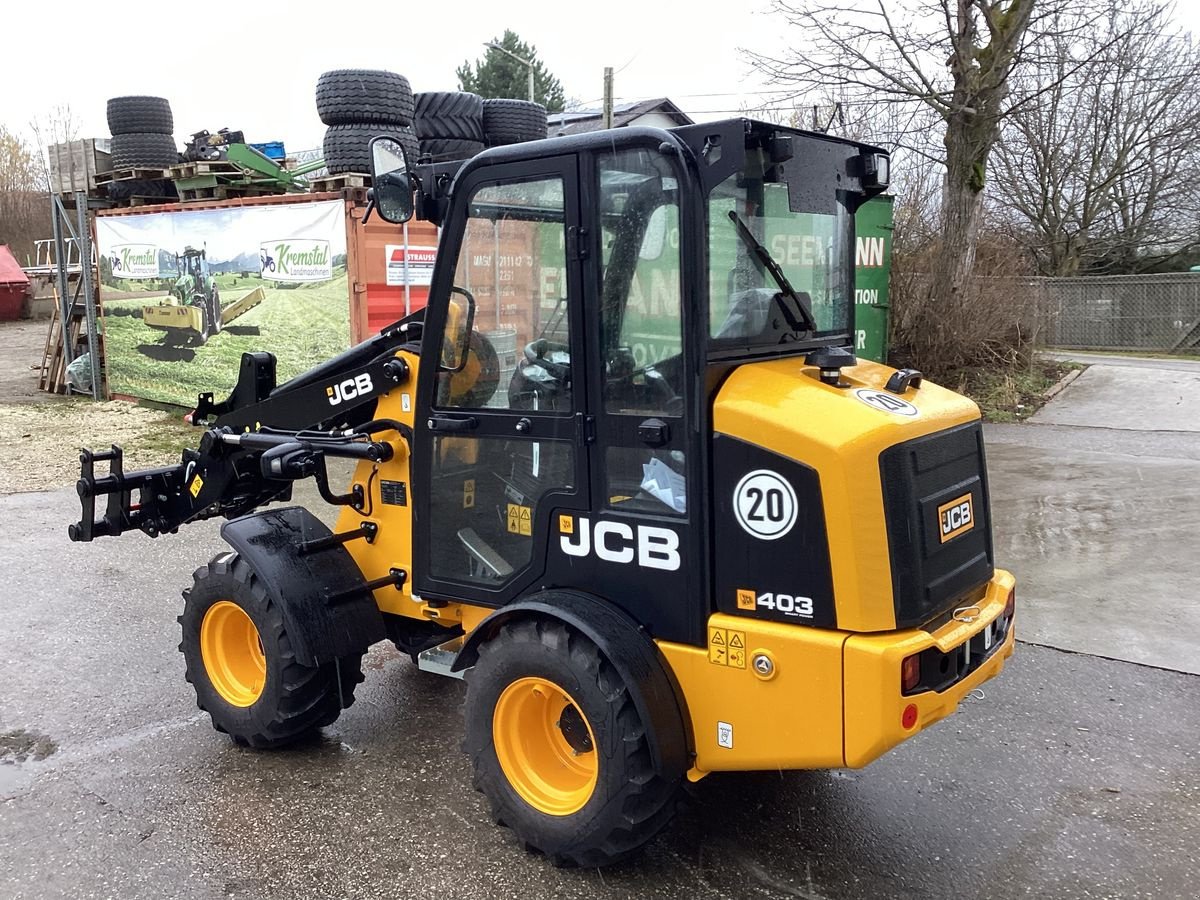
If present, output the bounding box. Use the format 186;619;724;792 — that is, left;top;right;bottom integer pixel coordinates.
250;141;286;160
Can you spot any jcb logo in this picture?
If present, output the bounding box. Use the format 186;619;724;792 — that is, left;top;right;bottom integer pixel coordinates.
937;494;974;543
559;516;680;571
327;373;373;406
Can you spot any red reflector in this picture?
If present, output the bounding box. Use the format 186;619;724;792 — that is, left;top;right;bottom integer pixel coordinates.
902;703;918;730
901;654;921;693
1004;588;1015;619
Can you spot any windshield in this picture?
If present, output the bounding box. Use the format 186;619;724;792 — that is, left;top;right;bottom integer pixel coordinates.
708;146;854;353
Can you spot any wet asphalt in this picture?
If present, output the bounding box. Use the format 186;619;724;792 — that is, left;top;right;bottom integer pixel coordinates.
3;491;1198;897
3;356;1199;899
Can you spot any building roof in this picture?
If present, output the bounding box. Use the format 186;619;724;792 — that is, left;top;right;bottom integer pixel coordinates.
547;98;694;136
0;245;30;286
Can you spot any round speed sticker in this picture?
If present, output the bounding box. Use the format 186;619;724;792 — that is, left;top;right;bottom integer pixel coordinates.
733;470;798;541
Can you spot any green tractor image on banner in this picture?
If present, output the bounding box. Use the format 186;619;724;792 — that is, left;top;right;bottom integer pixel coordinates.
143;247;265;344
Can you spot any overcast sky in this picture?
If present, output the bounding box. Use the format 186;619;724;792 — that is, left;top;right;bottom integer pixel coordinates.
2;1;1197;154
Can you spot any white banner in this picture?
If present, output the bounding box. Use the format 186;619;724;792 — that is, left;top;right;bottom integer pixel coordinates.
386;244;437;286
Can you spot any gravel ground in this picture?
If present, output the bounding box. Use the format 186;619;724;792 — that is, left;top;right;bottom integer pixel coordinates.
0;400;193;494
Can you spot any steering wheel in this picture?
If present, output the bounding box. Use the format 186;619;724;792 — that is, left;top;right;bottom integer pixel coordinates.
523;338;571;382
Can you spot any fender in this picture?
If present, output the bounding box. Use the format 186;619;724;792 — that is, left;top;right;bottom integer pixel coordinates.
452;589;691;779
220;507;386;666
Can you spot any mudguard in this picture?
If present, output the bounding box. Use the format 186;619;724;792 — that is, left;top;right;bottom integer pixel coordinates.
220;507;386;666
452;589;691;778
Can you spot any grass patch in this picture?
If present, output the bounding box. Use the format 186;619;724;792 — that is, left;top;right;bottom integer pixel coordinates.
101;272;350;408
951;360;1080;423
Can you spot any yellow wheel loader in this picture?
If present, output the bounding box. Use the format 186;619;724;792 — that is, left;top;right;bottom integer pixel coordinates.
71;119;1015;867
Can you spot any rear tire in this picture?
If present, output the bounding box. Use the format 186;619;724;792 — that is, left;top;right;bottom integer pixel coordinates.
463;619;681;867
110;132;178;169
418;138;485;162
179;553;364;748
483;99;548;145
315;69;415;126
107;96;174;135
322;123;419;174
413;91;485;142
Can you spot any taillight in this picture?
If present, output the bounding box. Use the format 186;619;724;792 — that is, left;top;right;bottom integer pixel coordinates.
1004;587;1015;620
901;653;921;693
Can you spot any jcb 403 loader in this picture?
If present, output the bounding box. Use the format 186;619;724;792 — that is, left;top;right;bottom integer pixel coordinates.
71;119;1015;866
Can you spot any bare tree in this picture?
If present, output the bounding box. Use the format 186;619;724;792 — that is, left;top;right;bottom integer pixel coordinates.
749;0;1106;368
991;2;1200;274
0;125;48;264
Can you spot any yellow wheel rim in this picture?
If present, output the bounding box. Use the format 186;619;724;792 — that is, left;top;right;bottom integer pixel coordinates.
200;601;267;707
492;677;598;816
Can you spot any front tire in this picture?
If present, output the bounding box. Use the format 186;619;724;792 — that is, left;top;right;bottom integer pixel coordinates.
463;619;681;866
179;553;364;748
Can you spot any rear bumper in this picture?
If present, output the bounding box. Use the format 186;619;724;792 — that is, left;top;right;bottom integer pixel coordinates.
842;568;1016;767
657;569;1016;776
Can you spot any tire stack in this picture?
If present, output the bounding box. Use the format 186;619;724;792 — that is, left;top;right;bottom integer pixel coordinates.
317;69;419;175
413;92;486;162
105;96;179;201
482;99;548;147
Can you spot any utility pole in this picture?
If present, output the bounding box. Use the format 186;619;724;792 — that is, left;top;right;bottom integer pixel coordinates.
484;42;535;102
602;67;614;129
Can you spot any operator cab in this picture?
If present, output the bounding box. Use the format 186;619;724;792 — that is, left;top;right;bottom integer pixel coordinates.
370;119;888;643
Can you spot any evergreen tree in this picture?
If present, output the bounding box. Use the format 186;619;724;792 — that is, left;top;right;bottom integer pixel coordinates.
457;30;566;113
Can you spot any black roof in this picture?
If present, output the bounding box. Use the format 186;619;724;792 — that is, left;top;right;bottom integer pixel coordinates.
546;98;694;136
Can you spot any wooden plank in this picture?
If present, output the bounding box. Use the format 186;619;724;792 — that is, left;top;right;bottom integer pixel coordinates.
94;167;171;185
309;172;371;191
169;160;243;179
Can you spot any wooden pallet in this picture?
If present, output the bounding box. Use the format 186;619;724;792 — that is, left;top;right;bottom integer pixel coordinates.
177;184;285;202
94;167;172;185
308;172;371;191
169;160;243;180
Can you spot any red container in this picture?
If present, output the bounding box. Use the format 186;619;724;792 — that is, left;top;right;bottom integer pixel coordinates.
0;283;27;321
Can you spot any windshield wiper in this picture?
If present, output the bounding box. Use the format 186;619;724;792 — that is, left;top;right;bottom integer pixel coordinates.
726;210;818;333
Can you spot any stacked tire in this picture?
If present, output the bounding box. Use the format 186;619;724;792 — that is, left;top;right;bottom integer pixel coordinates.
317;69;419;174
106;96;178;200
413;92;487;162
482;99;548;147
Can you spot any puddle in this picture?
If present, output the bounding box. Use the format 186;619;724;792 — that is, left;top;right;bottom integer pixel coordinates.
0;727;58;764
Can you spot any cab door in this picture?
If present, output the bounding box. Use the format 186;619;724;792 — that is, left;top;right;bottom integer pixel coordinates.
413;156;589;606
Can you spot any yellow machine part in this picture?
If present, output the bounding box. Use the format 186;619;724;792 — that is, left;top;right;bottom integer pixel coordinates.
335;351;490;636
713;358;982;633
143;303;204;332
657;569;1015;775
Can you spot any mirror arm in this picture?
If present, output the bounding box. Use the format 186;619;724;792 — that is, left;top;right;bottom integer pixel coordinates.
361;192;376;225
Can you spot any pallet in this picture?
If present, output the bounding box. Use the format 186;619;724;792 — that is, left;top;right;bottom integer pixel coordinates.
169;160;243;180
308;172;371;191
177;184;286;202
94;167;172;185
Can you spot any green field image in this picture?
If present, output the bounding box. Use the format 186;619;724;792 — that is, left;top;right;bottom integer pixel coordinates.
101;270;350;408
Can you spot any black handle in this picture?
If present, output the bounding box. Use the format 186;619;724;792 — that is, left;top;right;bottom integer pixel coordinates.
427;415;479;433
637;418;670;447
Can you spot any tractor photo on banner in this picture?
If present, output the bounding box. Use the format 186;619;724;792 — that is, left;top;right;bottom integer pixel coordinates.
96;200;349;408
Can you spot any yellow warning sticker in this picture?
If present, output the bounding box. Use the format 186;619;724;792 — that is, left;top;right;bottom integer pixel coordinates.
189;474;203;498
507;504;533;536
736;589;756;611
463;478;475;509
708;627;746;668
558;514;573;534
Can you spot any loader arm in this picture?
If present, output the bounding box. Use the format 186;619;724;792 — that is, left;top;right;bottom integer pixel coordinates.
68;314;423;542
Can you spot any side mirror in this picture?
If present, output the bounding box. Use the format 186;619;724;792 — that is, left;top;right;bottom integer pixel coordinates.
369;136;414;223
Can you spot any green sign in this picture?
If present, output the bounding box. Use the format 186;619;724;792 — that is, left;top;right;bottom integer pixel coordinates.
854;195;893;363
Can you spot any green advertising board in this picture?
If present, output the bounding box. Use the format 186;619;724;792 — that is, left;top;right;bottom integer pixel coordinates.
854;195;893;363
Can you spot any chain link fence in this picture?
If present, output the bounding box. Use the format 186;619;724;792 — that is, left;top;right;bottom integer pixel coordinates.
1037;273;1200;352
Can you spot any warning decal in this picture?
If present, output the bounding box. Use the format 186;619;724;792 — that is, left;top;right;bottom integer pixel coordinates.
708;626;746;669
507;503;532;536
